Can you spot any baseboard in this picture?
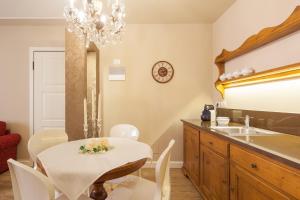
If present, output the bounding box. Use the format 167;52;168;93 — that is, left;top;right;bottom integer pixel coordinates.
143;161;183;168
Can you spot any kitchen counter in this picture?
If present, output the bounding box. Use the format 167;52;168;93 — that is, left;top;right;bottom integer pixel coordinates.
182;119;300;169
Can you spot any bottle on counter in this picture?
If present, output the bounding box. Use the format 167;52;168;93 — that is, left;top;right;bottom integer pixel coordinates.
210;109;216;122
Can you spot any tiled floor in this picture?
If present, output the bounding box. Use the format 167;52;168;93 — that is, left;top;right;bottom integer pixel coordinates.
0;168;202;200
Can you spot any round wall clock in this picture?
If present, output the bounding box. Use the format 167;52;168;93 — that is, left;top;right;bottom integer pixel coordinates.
152;61;174;83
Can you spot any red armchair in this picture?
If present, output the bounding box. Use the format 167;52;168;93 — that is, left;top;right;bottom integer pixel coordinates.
0;121;21;173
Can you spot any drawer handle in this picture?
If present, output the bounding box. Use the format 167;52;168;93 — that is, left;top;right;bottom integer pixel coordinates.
209;141;213;145
250;163;257;169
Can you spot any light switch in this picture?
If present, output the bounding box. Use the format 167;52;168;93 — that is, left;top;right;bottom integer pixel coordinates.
109;66;125;81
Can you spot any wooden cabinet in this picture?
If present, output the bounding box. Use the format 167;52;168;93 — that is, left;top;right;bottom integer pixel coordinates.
200;145;229;200
230;163;291;200
200;131;228;157
200;132;229;200
230;145;300;200
183;125;200;187
182;122;300;200
183;124;230;199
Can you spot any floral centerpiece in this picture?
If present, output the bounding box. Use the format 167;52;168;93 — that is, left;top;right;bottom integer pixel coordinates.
79;138;113;154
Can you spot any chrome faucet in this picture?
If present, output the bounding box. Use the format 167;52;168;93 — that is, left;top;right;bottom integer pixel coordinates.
244;115;250;129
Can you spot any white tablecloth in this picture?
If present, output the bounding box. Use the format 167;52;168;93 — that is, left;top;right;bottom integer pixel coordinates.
37;138;153;200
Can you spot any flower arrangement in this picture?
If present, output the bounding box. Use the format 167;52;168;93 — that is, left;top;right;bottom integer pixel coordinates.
79;138;113;154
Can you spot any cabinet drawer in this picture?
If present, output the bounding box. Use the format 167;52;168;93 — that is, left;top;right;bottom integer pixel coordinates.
200;131;229;157
230;145;300;199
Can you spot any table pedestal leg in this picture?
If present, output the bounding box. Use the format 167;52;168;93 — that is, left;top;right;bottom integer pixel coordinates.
90;181;108;200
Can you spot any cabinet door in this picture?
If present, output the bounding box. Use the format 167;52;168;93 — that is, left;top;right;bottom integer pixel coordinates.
200;145;229;200
230;163;291;200
183;126;200;186
183;128;190;172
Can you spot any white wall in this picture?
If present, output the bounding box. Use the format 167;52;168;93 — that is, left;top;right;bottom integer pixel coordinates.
0;24;65;159
101;24;213;160
213;0;300;113
0;23;213;161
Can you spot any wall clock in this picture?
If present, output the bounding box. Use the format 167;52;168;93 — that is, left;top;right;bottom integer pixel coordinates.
152;61;174;83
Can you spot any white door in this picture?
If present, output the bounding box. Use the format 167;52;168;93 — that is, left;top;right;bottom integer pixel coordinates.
33;51;65;134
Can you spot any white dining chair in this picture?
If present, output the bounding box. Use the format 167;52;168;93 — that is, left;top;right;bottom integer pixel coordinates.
107;139;175;200
109;124;140;141
7;159;91;200
28;129;68;167
108;124;141;187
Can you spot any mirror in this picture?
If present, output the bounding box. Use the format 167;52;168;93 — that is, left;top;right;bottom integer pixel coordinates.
65;30;101;140
86;44;101;138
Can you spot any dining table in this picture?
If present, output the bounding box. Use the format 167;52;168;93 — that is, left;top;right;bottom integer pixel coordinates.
37;137;153;200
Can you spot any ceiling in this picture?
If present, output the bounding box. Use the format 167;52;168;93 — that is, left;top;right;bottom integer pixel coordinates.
0;0;235;23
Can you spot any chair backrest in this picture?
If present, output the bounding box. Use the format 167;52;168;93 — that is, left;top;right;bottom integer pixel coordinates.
155;139;175;200
28;129;68;163
7;159;55;200
109;124;140;141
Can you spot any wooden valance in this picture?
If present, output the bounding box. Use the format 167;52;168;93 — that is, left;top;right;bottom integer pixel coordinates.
215;6;300;97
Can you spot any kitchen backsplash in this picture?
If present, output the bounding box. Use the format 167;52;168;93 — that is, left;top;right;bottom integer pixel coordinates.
217;108;300;136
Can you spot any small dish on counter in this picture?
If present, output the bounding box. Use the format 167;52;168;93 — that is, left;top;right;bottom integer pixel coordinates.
216;117;230;126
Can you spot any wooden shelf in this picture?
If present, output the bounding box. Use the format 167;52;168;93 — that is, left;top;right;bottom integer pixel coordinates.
216;63;300;96
215;6;300;98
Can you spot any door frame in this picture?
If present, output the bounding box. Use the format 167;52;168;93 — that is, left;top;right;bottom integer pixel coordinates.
29;47;65;137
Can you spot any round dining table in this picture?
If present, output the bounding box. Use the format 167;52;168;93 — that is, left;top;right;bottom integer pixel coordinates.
37;137;153;200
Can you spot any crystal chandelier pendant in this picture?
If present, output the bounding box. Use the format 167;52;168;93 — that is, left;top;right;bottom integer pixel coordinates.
64;0;126;48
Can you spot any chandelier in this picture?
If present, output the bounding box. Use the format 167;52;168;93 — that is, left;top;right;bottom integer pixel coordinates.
64;0;126;47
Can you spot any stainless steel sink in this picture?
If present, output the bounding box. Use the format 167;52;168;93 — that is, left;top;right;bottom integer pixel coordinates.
210;126;281;136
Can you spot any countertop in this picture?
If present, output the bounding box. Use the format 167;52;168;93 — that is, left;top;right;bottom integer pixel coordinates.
182;119;300;169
